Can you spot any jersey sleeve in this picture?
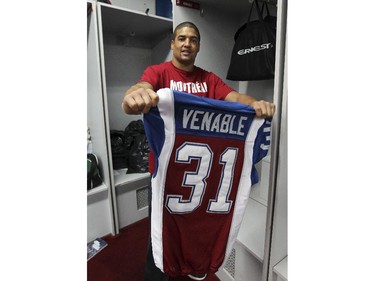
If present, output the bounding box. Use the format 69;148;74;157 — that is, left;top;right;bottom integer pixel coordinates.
251;118;272;184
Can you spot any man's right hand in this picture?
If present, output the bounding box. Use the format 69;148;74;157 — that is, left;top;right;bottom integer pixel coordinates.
122;86;159;115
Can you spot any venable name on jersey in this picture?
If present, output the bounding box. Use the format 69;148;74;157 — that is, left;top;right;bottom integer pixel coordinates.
237;43;272;55
182;109;248;136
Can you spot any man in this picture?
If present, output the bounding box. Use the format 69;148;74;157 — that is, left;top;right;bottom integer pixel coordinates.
122;22;275;281
122;22;275;118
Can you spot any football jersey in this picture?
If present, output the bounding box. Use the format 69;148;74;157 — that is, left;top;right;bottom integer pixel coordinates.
143;88;271;277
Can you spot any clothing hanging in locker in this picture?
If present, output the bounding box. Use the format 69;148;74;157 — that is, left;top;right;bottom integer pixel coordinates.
226;0;276;81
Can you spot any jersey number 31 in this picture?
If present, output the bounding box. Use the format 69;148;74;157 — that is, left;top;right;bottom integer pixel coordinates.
165;142;238;214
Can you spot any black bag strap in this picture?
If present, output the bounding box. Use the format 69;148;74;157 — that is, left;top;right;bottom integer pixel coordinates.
246;0;265;25
235;0;270;42
261;1;271;19
254;0;265;25
246;1;255;23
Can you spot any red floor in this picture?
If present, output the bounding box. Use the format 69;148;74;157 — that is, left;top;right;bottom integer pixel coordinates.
87;218;220;281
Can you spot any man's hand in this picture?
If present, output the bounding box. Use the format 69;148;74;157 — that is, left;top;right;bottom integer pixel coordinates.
250;100;275;118
122;87;159;115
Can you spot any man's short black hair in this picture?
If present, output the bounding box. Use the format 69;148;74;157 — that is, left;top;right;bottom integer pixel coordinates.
172;22;200;42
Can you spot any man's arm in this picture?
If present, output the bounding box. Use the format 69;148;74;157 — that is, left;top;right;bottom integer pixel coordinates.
225;91;275;118
122;82;159;115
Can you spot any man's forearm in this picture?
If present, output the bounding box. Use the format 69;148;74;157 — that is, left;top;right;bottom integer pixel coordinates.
125;82;153;96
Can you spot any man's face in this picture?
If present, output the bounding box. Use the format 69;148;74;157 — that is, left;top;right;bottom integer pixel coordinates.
171;26;200;65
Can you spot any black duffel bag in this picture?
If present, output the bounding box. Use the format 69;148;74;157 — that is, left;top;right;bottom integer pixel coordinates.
124;120;150;174
110;130;129;170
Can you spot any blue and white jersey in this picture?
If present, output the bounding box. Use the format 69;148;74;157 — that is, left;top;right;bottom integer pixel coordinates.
143;88;271;277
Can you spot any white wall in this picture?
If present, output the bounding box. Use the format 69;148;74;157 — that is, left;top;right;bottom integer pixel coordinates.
151;34;172;65
104;44;152;130
103;32;172;131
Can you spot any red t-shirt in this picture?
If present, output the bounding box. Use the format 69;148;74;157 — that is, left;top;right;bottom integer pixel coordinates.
140;61;234;100
140;61;235;173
